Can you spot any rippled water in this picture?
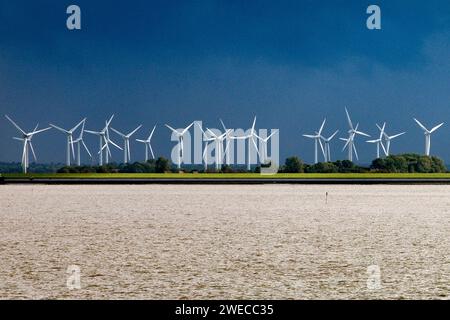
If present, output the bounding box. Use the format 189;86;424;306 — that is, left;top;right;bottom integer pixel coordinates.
0;184;449;299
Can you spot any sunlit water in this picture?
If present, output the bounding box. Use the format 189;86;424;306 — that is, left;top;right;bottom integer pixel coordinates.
0;184;449;299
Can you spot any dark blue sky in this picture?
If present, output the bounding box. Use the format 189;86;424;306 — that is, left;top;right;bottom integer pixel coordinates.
1;0;450;164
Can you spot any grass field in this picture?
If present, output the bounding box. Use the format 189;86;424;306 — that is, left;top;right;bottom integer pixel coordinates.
2;172;450;180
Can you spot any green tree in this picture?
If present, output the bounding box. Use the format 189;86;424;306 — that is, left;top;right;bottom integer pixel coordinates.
155;157;171;173
284;157;304;173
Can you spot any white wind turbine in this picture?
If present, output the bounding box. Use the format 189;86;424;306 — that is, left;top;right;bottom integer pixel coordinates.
165;122;194;169
376;123;405;156
231;116;260;171
110;125;142;164
71;120;92;166
206;128;230;170
136;125;157;162
255;130;278;165
366;122;387;159
5;115;51;173
50;118;86;166
320;130;339;162
413;118;444;156
303;119;326;164
85;115;122;165
341;108;370;162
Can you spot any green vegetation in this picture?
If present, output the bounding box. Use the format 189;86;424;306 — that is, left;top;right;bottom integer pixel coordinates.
370;154;447;173
1;154;448;178
3;172;450;180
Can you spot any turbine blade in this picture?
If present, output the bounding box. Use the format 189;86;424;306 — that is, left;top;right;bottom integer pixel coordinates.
128;125;142;137
380;141;387;156
352;143;359;160
355;130;370;137
251;116;257;133
219;119;227;131
328;130;339;141
345;108;353;129
206;128;218;138
181;122;194;135
148;125;157;140
106;114;115;126
84;130;100;135
109;139;123;150
413;118;428;132
70;118;86;133
144;142;153;159
50;124;70;134
389;132;406;139
318;138;325;159
303;134;316;139
30;127;52;135
110;127;125;137
318;118;326;135
430;122;444;133
266;129;278;141
29;142;37;161
5;115;26;135
165;124;179;134
82;140;92;157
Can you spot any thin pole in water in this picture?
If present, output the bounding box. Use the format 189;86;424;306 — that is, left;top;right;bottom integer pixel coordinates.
326;192;328;204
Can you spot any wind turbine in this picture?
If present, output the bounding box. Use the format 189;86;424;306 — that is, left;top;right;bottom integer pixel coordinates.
255;130;278;165
206;128;230;170
303;119;326;164
110;125;142;164
341;108;370;162
230;117;260;171
50;118;86;166
376;123;405;156
85;115;122;165
71;120;92;166
5;115;51;173
165;122;194;169
366;122;387;159
413;118;444;156
320;130;338;162
136;125;157;162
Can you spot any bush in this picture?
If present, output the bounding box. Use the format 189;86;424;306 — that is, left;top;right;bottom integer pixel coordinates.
283;157;304;173
370;154;447;173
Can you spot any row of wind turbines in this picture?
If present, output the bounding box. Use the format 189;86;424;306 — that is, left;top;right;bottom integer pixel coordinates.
303;108;444;163
3;107;445;173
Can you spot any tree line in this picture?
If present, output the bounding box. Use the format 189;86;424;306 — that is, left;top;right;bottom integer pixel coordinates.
0;153;447;174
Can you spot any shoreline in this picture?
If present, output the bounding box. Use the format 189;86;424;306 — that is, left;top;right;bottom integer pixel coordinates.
3;177;450;184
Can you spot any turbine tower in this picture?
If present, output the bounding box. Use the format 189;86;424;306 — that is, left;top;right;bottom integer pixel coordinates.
71;120;92;166
413;118;444;156
50;118;86;166
111;125;142;164
320;130;338;162
5;115;51;173
255;130;278;165
85;115;122;165
136;125;157;162
376;123;405;156
165;122;194;169
341;108;370;162
303;119;326;164
366;122;387;159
